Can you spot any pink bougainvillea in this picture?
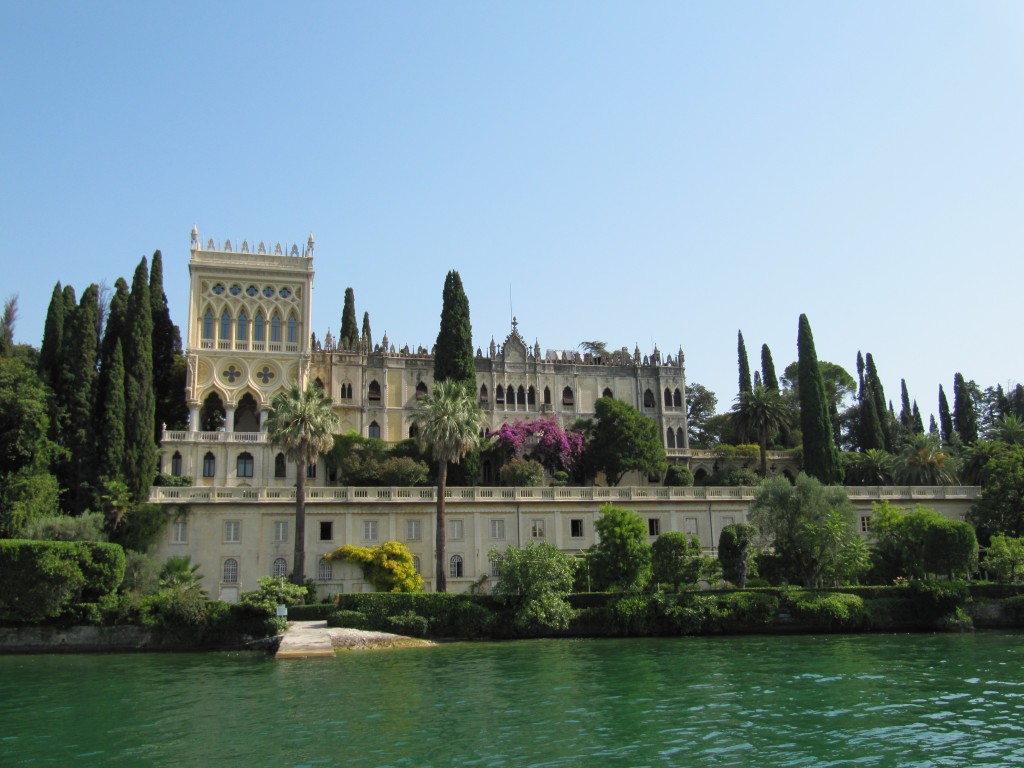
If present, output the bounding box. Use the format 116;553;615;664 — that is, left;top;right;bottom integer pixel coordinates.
493;416;584;474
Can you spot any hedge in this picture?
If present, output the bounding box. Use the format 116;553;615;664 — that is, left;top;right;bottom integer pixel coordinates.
0;539;125;623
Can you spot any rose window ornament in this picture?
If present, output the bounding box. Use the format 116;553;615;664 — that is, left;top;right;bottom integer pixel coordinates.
256;366;276;385
222;365;242;384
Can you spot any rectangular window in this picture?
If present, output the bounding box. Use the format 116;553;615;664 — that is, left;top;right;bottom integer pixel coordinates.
723;516;735;528
203;453;216;478
648;518;661;536
684;517;698;535
406;520;421;541
531;519;545;539
364;520;378;541
860;515;872;533
449;519;464;540
224;521;240;543
490;558;500;578
274;521;288;542
307;462;317;479
490;519;505;540
319;521;333;541
172;521;188;544
570;519;584;538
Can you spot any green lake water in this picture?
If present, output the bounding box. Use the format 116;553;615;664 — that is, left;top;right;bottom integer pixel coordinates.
3;632;1024;767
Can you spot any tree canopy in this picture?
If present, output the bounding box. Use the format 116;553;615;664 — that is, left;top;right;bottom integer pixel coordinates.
796;315;843;484
433;270;475;389
589;504;651;592
586;397;666;485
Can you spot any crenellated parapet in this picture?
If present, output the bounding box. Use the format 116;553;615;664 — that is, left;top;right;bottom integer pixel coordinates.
191;226;314;259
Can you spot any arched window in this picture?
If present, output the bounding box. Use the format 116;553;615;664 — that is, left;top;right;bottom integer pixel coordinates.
664;388;673;407
270;313;281;343
287;313;297;343
409;423;419;439
643;389;655;409
517;386;526;405
171;451;182;476
223;558;239;583
313;378;324;392
237;452;254;478
234;393;259;432
368;380;381;401
201;391;226;431
307;462;316;479
543;387;551;405
479;384;489;405
341;383;353;399
528;386;536;405
562;386;574;406
318;558;333;581
449;554;464;578
368;421;381;439
495;386;505;405
203;452;216;478
272;558;287;578
202;309;214;340
667;429;676;448
274;452;286;478
416;382;428;399
602;388;613;399
219;310;232;342
237;310;248;342
254;312;265;342
676;427;685;447
506;385;515;406
673;388;682;408
412;556;421;573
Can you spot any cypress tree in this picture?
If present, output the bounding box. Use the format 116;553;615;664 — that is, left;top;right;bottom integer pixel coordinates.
754;371;762;388
760;343;779;391
858;383;886;451
96;339;126;481
899;379;912;431
938;384;953;443
929;414;938;435
797;314;842;484
340;288;358;350
39;282;65;387
434;271;476;389
65;285;100;513
953;372;979;445
101;278;130;369
361;311;372;351
124;257;156;502
856;351;865;393
150;252;186;433
0;296;16;358
737;331;752;397
912;401;924;434
1011;384;1024;420
864;354;892;451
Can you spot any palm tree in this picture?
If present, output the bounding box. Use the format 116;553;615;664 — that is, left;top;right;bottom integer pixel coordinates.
266;381;341;585
843;448;896;486
988;414;1024;446
893;433;958;486
411;380;484;592
731;385;792;477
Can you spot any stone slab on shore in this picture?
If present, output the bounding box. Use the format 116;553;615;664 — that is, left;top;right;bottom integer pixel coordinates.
275;620;432;659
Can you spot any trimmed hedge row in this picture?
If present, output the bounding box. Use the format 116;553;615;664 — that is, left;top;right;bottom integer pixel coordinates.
0;539;126;623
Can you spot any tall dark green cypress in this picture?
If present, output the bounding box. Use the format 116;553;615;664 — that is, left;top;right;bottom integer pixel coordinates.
96;339;126;481
864;354;892;451
39;282;65;388
760;344;779;391
434;271;476;389
797;314;842;484
911;402;924;435
953;372;979;445
858;383;886;451
361;311;372;351
124;257;156;502
938;384;953;443
65;285;100;512
150;252;186;434
340;288;359;350
899;380;912;432
737;331;752;397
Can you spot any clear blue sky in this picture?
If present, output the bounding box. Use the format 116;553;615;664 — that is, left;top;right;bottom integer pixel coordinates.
3;2;1022;421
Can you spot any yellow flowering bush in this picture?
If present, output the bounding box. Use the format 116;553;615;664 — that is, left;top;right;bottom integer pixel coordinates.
328;541;423;593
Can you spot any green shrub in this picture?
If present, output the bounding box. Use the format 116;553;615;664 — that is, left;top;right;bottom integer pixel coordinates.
784;591;868;630
611;595;656;635
664;465;694;487
909;580;970;625
715;591;779;628
154;473;194;487
385;611;429;637
0;539;124;622
240;577;309;613
327;610;370;629
287;603;336;621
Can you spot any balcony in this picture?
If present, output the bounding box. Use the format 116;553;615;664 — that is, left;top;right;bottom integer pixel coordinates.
162;430;267;444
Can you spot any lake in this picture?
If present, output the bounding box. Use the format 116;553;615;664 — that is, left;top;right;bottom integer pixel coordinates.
3;632;1024;766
